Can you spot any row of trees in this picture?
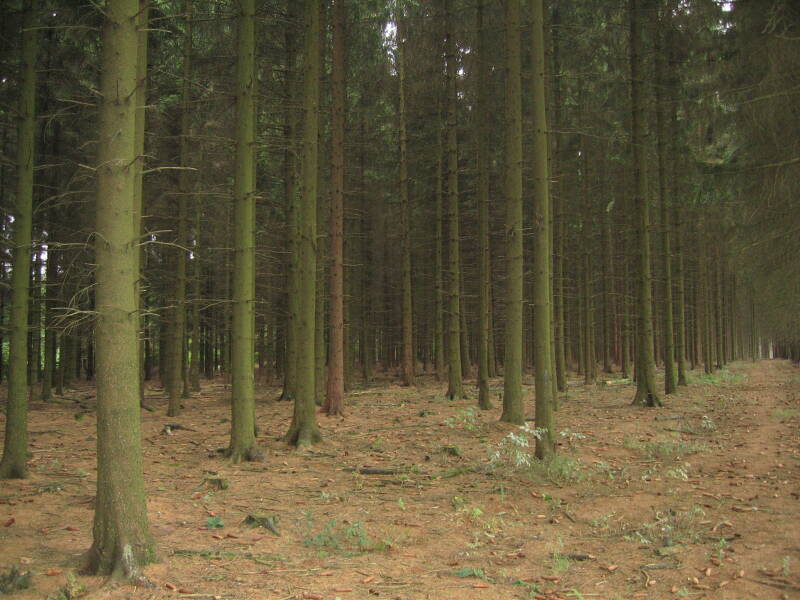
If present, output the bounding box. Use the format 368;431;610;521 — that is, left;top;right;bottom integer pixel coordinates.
0;0;796;578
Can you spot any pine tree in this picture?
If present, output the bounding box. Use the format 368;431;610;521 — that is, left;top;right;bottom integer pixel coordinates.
0;0;38;479
500;0;525;424
228;0;259;462
86;0;155;577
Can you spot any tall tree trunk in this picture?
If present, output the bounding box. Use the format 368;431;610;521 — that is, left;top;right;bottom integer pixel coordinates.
228;0;259;462
190;202;202;392
602;202;615;374
475;0;492;410
444;0;464;400
581;145;596;385
0;0;37;479
86;0;155;576
280;0;300;402
167;0;193;416
134;0;149;405
550;2;566;393
398;16;415;388
284;0;321;447
434;123;446;381
500;0;524;424
531;0;555;458
324;0;347;414
360;118;373;383
670;106;688;385
630;0;661;407
655;22;677;395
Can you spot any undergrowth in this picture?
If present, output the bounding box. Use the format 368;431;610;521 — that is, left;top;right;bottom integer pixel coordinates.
301;514;391;556
689;369;745;386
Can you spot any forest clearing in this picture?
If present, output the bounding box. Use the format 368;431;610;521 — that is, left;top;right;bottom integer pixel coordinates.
1;359;798;600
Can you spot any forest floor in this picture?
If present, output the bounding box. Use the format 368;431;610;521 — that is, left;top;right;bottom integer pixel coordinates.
1;360;799;600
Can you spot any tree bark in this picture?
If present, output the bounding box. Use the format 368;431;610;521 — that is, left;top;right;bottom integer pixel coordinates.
500;0;524;424
324;0;347;414
86;0;155;577
0;0;38;479
398;15;415;388
228;0;259;462
655;21;677;395
630;0;661;407
285;0;321;447
475;0;492;410
444;0;464;400
531;0;555;458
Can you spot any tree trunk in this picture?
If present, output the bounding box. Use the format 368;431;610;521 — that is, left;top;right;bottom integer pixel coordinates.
434;123;446;381
531;0;555;458
324;0;347;414
228;0;258;462
630;0;661;407
0;0;38;479
398;16;415;388
500;0;524;424
133;0;149;406
475;0;492;410
280;0;300;402
167;0;193;416
655;23;677;395
284;0;321;447
444;0;464;400
86;0;155;577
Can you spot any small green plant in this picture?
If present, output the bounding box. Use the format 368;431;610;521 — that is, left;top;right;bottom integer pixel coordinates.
369;438;384;451
636;506;706;546
782;555;791;577
452;567;485;579
0;566;32;595
488;423;547;468
451;495;466;510
699;415;716;431
622;435;639;451
445;407;479;431
712;537;728;560
441;444;462;457
206;516;224;529
533;455;584;484
589;511;617;532
302;516;386;555
47;573;85;600
511;578;540;598
397;497;406;511
772;408;800;420
664;466;690;480
549;537;571;574
559;429;587;445
629;438;707;461
303;518;341;552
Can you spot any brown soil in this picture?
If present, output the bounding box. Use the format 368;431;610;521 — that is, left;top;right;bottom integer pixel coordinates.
1;360;799;600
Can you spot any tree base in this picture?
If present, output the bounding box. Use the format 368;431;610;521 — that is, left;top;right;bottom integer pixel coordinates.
320;403;344;417
477;389;493;411
84;539;155;583
225;445;264;464
631;385;663;407
0;457;27;480
283;423;321;448
499;411;525;425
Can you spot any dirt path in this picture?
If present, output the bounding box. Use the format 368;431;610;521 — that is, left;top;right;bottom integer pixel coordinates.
1;360;798;600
